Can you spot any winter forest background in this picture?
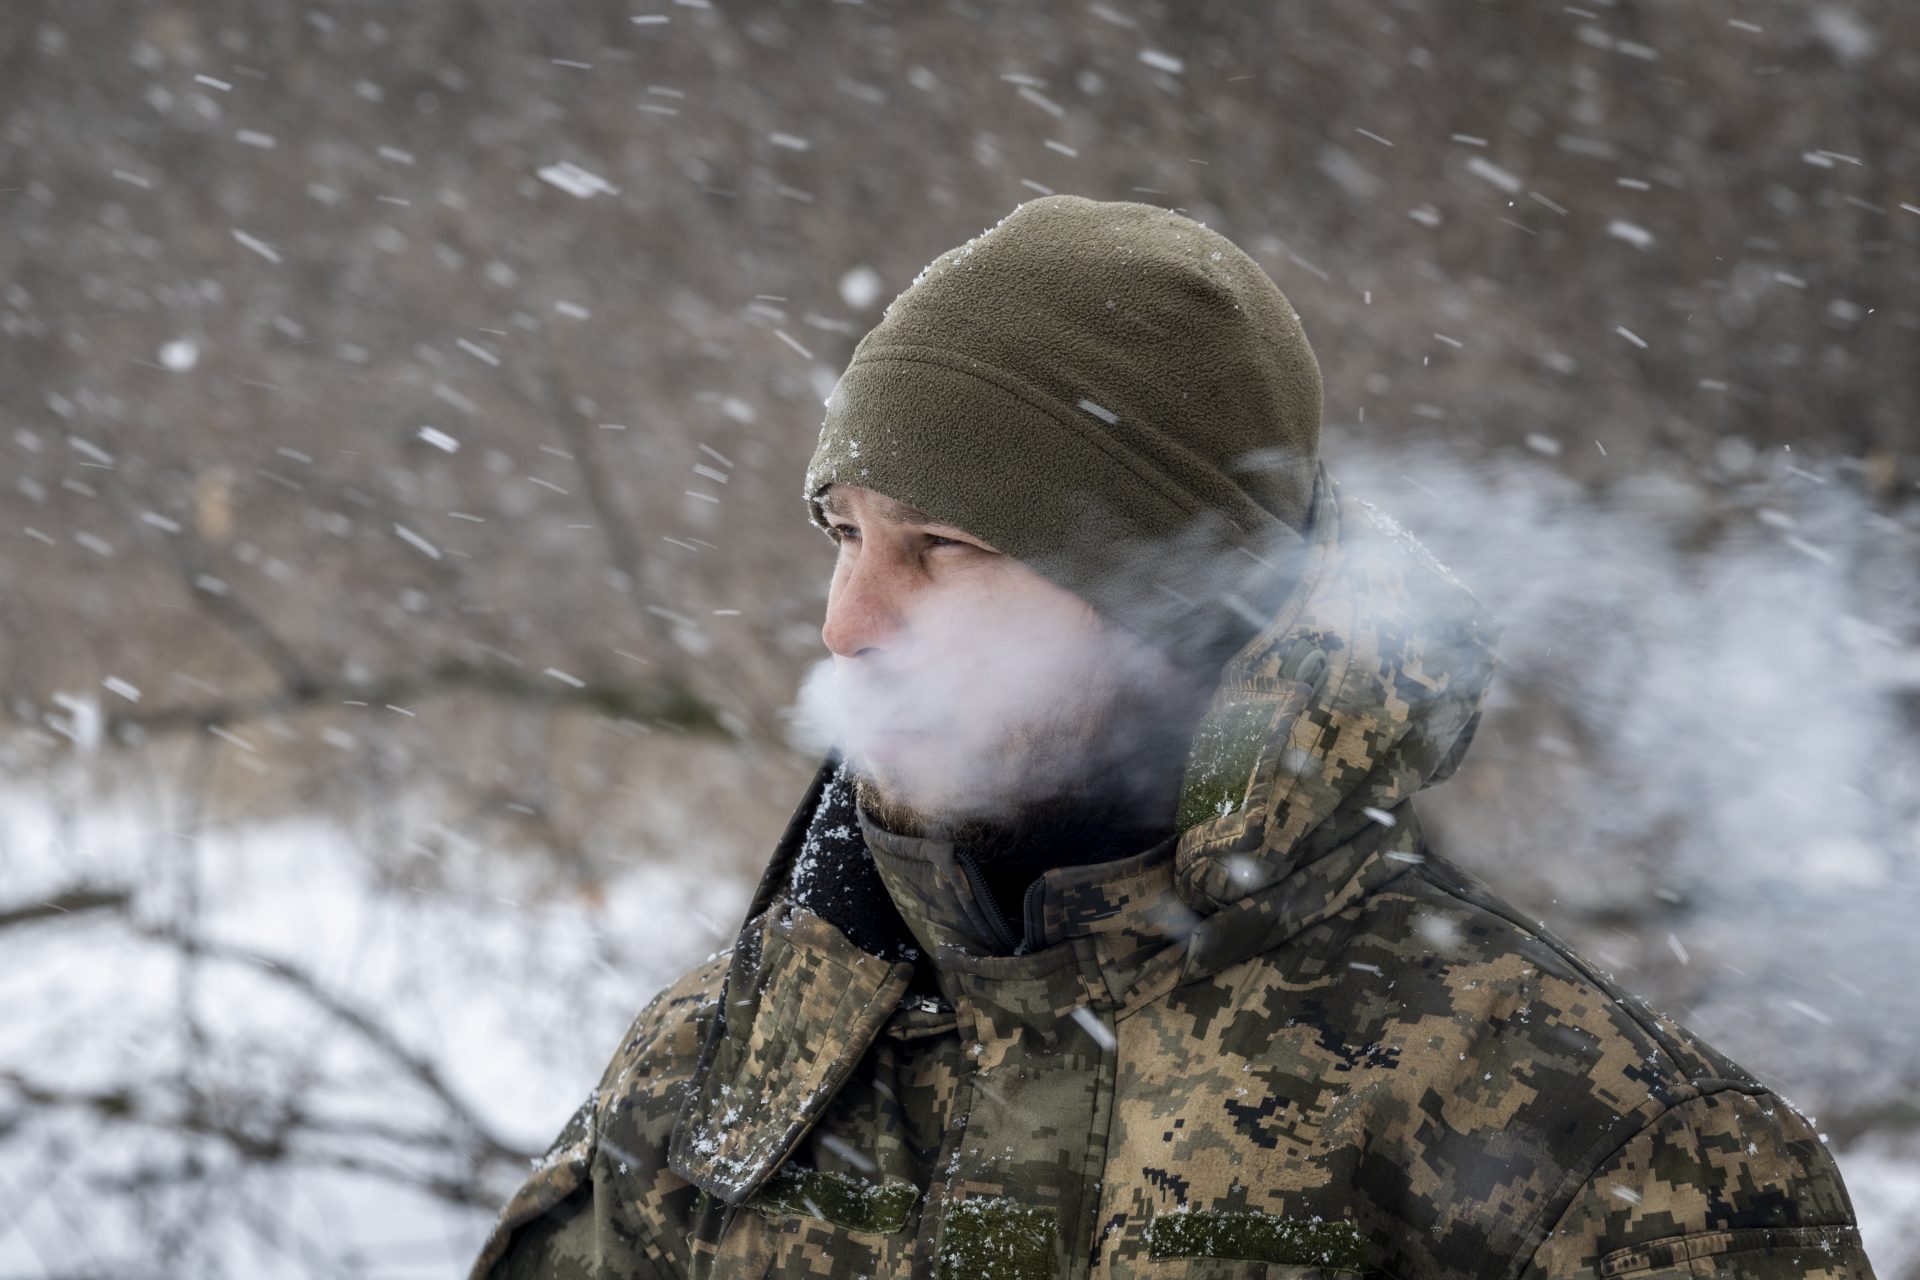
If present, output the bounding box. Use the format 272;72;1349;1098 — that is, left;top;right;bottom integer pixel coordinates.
3;2;1919;1275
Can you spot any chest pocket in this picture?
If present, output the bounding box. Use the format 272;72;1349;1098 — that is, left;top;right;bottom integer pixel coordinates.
1142;1211;1381;1280
750;1166;919;1279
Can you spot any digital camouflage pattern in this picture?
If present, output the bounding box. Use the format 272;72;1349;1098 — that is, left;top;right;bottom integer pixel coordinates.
471;466;1875;1279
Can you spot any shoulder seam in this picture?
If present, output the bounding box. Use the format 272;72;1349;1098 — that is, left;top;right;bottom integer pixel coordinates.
1511;1095;1672;1280
1407;854;1751;1086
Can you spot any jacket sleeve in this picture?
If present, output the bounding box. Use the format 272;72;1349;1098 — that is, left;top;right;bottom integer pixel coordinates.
467;952;732;1280
1521;1086;1877;1278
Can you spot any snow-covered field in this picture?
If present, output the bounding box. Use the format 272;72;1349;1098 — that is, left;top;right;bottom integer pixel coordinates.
0;778;749;1277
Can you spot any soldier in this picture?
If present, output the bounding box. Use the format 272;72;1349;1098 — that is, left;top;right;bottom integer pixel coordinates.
470;196;1875;1279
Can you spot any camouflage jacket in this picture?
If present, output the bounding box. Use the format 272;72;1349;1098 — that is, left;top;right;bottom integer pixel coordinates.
471;469;1874;1280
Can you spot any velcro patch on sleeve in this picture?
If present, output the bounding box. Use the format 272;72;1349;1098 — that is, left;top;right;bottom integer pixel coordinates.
753;1165;918;1236
937;1197;1059;1280
1146;1209;1369;1270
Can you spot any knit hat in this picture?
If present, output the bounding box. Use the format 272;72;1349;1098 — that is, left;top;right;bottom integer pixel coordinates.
803;194;1324;674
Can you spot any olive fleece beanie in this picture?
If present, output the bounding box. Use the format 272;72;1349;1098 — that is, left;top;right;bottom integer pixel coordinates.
803;194;1324;673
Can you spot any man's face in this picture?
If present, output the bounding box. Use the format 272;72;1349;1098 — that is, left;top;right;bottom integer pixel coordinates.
798;484;1211;837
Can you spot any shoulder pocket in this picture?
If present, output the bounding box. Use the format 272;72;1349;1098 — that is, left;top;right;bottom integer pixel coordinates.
1598;1224;1869;1277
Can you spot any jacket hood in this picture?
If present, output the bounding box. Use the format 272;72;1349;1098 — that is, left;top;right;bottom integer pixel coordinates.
1167;461;1502;914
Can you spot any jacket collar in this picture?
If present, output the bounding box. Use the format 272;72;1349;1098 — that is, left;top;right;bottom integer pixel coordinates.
856;803;1195;962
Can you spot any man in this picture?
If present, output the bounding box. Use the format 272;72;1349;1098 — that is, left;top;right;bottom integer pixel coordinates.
470;196;1874;1278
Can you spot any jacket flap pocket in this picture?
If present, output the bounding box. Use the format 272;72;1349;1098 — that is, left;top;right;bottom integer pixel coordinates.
669;904;912;1204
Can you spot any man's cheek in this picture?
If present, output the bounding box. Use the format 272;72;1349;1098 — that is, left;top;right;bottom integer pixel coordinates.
952;690;1030;754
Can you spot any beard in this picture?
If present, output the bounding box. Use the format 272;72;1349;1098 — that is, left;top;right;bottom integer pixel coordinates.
848;657;1211;885
788;576;1225;889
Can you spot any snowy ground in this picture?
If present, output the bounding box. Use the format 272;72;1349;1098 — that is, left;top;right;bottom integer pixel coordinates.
0;778;749;1278
4;775;1916;1278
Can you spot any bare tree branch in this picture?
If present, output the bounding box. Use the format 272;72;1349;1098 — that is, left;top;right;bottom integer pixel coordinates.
0;1072;509;1209
164;526;318;695
532;326;670;659
0;886;131;931
132;925;533;1166
96;659;724;744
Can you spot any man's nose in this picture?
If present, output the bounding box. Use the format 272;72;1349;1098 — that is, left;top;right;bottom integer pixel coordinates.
821;554;908;659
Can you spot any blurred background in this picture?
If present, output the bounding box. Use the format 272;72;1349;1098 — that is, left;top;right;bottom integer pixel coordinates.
3;1;1918;1275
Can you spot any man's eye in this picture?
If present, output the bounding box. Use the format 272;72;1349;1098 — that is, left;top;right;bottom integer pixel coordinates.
828;524;858;543
926;534;965;549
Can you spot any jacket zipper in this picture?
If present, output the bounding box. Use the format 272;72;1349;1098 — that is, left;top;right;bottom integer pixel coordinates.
1020;877;1047;955
954;847;1029;954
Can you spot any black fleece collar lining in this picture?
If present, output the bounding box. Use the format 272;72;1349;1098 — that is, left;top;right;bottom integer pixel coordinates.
784;756;922;966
